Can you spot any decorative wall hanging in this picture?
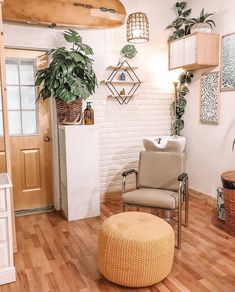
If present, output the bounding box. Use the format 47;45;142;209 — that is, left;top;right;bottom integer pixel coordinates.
200;72;220;124
127;12;149;43
2;0;126;28
221;33;235;91
121;44;138;59
101;60;142;105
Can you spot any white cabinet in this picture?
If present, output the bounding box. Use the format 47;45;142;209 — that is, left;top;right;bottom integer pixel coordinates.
184;34;196;65
0;173;16;286
58;125;100;221
169;32;220;70
169;38;184;69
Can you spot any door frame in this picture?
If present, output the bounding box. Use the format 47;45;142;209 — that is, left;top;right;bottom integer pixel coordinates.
4;45;61;211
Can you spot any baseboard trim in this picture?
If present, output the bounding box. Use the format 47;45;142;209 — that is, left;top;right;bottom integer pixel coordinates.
190;188;217;208
0;267;16;285
15;205;55;217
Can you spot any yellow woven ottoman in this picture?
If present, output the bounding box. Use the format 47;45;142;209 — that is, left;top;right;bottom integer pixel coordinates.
97;212;175;287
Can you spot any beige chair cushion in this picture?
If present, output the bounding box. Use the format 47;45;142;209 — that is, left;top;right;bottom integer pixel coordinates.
123;188;178;209
138;151;185;191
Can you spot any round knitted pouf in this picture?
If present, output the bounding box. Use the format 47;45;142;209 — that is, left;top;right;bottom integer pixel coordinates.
97;212;175;287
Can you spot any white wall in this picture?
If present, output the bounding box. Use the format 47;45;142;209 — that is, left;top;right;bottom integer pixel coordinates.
4;0;178;201
183;0;235;197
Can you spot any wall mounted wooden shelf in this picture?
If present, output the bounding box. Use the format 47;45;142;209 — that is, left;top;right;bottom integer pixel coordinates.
107;66;138;70
101;80;142;85
101;60;142;105
169;32;220;71
107;95;138;98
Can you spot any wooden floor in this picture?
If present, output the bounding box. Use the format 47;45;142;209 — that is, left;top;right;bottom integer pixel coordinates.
1;194;235;292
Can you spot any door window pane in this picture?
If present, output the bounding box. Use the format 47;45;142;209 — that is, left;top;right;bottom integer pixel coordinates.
5;58;38;136
21;87;36;110
7;86;20;110
6;60;19;85
9;111;21;135
22;111;37;134
19;61;35;85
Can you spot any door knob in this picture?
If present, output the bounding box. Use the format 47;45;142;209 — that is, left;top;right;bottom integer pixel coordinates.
44;135;51;142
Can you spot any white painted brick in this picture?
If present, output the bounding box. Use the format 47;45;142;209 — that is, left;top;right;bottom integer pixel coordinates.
84;4;174;200
93;77;173;198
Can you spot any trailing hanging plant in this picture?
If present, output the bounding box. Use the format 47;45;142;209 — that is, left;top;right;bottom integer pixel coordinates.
35;29;97;103
172;70;194;135
166;1;192;41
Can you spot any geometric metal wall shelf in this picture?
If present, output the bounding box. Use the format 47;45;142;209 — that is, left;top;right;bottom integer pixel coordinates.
101;60;142;105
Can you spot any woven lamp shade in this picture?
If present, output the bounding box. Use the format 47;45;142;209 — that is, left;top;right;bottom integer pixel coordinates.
127;12;149;43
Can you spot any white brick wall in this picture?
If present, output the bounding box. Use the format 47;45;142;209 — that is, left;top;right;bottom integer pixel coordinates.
92;26;173;199
95;85;172;199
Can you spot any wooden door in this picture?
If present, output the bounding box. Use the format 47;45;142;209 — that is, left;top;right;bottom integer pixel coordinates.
2;49;53;211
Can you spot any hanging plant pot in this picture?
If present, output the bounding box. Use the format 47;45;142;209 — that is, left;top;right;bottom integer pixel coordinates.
55;98;83;124
191;23;212;34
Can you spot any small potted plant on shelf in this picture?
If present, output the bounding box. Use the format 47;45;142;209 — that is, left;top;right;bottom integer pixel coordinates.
35;29;97;124
190;8;216;34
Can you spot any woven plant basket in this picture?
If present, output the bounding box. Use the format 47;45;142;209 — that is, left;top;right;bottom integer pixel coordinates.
224;189;235;236
221;171;235;237
55;98;83;124
191;23;212;34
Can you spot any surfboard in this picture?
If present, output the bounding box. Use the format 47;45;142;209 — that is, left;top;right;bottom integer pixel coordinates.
2;0;126;28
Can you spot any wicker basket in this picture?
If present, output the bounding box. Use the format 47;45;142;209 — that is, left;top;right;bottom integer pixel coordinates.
191;23;212;34
55;98;83;124
221;171;235;236
223;189;235;236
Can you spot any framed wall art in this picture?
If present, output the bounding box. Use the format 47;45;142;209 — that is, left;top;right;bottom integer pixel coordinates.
221;33;235;91
200;72;220;124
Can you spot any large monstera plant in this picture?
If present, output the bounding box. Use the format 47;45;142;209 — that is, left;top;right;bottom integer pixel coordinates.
35;29;97;123
172;71;193;135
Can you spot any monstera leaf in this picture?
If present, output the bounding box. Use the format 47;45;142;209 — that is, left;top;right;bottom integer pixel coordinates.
35;29;97;103
121;44;138;59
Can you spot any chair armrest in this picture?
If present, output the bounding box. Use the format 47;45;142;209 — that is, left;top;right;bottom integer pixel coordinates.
178;173;188;182
122;169;137;177
122;169;138;195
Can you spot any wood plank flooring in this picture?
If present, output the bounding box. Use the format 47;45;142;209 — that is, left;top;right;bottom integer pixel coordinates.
1;194;235;292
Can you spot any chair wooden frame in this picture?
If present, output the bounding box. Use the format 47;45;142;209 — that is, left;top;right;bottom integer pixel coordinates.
122;170;189;249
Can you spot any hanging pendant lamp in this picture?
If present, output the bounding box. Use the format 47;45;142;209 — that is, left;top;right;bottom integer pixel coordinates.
127;12;149;43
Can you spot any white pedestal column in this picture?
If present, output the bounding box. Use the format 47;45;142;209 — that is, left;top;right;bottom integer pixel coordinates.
59;125;100;221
